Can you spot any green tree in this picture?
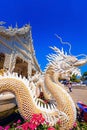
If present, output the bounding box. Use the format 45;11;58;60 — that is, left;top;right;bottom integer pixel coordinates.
70;74;80;83
81;71;87;81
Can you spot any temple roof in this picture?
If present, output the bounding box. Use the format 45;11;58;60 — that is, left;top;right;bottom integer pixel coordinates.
0;24;30;36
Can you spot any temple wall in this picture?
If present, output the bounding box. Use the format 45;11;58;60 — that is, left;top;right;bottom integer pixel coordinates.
0;42;12;54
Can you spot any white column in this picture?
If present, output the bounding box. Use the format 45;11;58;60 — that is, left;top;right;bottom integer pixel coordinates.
28;60;32;78
4;54;11;70
8;51;16;72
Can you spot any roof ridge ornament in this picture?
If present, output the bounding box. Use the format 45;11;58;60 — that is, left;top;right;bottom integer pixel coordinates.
0;21;6;25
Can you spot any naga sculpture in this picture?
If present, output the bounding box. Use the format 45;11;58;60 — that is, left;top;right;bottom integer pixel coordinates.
0;46;87;130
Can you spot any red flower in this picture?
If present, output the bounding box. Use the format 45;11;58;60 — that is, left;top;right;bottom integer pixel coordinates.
4;125;10;130
17;119;21;124
73;122;77;128
21;122;29;130
28;123;37;130
30;113;45;125
16;126;22;129
0;126;4;130
47;126;56;130
57;119;61;125
46;121;49;125
21;114;45;130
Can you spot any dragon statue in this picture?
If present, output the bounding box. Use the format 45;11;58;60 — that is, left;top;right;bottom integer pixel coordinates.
0;46;87;130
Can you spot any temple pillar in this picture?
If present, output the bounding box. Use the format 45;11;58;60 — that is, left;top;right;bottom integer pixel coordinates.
8;51;16;72
4;54;11;70
28;60;32;78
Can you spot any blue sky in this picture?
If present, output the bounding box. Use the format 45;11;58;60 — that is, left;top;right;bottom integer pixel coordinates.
0;0;87;74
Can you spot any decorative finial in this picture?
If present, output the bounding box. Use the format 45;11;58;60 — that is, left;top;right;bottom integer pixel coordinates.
0;21;6;25
15;22;18;28
8;25;13;31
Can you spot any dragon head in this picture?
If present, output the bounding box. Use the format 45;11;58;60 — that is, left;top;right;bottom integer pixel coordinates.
46;46;87;80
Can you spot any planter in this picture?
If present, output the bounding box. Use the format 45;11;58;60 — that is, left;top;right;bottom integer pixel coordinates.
0;93;17;119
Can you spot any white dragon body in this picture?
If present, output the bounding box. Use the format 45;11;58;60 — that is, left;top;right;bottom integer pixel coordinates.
0;46;87;130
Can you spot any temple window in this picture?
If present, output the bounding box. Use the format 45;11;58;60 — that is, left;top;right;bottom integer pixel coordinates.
31;69;36;76
13;57;28;78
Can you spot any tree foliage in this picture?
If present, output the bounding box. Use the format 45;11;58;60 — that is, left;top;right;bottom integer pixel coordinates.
70;74;80;83
81;71;87;81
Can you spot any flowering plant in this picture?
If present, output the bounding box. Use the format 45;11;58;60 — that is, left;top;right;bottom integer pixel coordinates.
0;113;61;130
0;113;87;130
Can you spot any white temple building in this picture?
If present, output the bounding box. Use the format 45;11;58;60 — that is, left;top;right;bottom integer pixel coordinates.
0;24;41;78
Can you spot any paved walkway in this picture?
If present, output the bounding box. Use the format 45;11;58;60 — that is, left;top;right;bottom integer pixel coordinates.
68;87;87;105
